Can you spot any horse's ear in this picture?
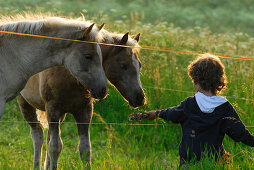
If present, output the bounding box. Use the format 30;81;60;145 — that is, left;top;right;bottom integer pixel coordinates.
113;32;129;54
98;23;105;31
134;33;141;42
83;23;95;38
119;32;129;45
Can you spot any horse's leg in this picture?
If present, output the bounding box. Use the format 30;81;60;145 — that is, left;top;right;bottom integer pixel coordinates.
44;129;51;170
0;99;6;120
44;113;66;169
44;103;63;170
73;102;93;169
17;95;44;169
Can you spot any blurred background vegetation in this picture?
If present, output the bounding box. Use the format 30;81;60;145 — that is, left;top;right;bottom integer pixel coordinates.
0;0;253;169
1;0;254;35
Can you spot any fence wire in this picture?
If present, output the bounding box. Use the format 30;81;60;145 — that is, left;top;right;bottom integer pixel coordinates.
0;31;253;127
1;30;254;61
0;121;253;128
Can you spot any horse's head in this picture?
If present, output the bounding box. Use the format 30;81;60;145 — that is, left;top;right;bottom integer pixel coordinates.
103;32;145;107
63;23;108;99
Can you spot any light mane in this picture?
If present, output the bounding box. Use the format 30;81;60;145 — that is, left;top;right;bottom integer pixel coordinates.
100;29;140;55
0;13;103;42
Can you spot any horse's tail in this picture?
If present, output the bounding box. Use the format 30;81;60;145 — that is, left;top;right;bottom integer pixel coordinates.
36;109;48;129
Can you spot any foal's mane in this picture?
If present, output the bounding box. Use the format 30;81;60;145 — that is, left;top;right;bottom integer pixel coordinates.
100;29;141;55
0;13;103;42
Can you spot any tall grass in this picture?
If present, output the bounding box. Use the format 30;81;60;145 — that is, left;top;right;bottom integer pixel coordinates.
0;0;253;169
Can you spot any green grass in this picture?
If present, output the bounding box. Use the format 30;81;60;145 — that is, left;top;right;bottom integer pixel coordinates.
0;0;254;169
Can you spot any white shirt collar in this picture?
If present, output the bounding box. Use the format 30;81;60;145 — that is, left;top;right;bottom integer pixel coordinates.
195;92;227;113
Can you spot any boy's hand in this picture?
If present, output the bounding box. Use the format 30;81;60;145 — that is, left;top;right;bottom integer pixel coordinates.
144;110;159;121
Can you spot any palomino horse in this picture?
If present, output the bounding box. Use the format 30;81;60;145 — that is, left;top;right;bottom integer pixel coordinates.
18;26;145;169
0;15;108;120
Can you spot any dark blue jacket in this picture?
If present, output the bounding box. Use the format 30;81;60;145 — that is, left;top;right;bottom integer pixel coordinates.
158;96;254;163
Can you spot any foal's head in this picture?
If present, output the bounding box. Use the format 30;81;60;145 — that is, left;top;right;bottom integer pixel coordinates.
103;32;145;107
62;23;107;99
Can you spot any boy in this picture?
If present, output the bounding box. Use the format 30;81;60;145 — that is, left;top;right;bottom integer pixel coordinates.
145;53;254;166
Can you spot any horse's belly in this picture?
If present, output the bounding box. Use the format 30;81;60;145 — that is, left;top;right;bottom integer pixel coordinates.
0;77;27;102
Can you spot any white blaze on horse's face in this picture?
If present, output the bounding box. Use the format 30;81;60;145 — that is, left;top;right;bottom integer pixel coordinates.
96;44;103;64
132;54;142;88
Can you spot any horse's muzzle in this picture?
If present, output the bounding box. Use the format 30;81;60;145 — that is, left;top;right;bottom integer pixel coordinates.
129;91;145;108
91;87;108;99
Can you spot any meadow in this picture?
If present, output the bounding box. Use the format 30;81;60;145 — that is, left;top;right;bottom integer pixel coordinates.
0;0;253;169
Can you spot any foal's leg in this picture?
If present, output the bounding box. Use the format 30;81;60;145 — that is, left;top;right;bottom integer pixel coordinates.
44;129;51;170
0;99;6;120
44;104;63;170
73;102;93;169
44;114;65;170
17;95;44;169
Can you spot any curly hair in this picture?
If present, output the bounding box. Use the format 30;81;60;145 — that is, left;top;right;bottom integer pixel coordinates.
187;53;227;95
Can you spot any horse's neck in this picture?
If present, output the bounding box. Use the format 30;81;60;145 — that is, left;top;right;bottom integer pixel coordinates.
2;37;63;77
0;36;64;101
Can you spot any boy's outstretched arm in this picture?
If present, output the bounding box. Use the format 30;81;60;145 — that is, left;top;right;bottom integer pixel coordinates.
145;101;186;123
222;104;254;147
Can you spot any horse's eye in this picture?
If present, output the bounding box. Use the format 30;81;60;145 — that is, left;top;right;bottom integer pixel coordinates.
120;63;128;70
84;54;92;59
